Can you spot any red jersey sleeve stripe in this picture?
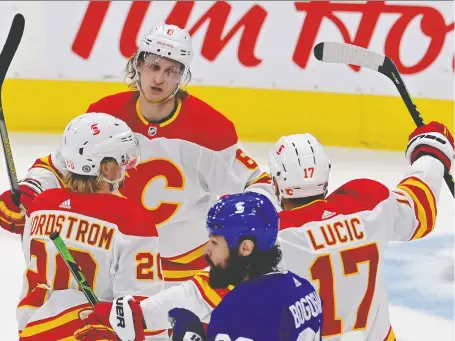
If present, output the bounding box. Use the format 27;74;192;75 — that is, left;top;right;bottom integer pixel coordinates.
397;177;437;240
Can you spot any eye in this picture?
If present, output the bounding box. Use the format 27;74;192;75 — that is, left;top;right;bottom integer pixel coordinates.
166;68;178;75
147;63;160;71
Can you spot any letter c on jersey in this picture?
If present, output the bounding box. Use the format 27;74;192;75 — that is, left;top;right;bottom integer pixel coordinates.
121;158;185;226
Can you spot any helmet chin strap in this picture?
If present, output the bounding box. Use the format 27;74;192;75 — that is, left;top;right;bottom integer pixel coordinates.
102;168;126;193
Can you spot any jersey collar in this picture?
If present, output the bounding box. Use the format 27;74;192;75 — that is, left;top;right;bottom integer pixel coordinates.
136;98;182;127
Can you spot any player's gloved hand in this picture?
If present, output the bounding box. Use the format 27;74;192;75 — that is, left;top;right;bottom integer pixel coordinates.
406;121;454;169
168;308;207;341
74;296;145;341
0;179;42;234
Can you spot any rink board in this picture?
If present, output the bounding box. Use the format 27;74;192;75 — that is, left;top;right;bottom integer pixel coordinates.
2;79;453;151
0;1;453;151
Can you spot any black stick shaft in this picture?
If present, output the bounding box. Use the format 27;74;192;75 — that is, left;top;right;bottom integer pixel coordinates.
379;58;454;197
0;14;25;206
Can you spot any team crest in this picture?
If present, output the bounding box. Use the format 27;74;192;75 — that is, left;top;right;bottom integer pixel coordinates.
285;188;294;196
235;202;245;214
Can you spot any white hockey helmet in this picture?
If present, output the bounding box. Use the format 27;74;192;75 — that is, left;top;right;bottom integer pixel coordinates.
137;22;193;84
60;113;140;177
268;134;331;199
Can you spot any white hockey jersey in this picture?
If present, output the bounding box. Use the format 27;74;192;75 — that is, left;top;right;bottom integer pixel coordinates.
138;156;444;341
17;188;163;341
25;91;274;286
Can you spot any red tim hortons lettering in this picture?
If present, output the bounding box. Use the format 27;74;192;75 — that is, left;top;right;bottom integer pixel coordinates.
72;1;266;67
294;1;454;75
71;1;452;75
72;1;111;59
166;1;266;67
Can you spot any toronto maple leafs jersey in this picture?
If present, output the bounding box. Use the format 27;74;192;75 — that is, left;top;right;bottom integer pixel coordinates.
207;271;322;341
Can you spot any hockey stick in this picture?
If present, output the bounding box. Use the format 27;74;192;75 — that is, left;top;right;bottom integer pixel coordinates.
0;14;25;206
50;231;99;306
313;42;454;197
50;231;149;330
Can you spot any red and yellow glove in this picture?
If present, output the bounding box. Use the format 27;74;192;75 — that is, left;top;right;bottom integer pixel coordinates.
0;179;42;234
406;121;454;169
74;297;145;341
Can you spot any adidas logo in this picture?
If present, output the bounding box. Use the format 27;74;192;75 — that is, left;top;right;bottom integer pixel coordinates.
59;199;71;210
322;210;336;219
293;277;302;287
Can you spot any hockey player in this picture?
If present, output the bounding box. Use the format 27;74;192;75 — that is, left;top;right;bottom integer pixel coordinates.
16;113;163;341
74;192;323;341
268;122;453;341
0;22;273;286
71;121;453;341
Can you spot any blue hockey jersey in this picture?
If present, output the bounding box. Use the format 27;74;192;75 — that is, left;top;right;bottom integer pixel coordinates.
207;271;323;341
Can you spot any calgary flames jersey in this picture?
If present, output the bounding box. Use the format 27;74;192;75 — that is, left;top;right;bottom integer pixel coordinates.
277;156;443;341
17;188;162;339
138;156;444;341
25;91;273;286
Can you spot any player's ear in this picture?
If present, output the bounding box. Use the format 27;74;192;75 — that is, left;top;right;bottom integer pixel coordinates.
239;239;255;257
100;161;110;177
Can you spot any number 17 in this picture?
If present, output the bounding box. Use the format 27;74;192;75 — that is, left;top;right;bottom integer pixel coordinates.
303;167;314;178
310;243;379;337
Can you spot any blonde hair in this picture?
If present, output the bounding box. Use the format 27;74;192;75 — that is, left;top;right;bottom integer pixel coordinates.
64;158;115;193
124;52;190;101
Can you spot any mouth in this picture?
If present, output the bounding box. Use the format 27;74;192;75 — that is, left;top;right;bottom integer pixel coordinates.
205;255;215;268
150;86;163;93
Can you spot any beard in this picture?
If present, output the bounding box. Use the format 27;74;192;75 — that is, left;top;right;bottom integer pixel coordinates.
205;251;250;289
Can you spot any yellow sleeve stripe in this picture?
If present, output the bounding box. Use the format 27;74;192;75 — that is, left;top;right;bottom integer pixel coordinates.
166;242;207;264
397;177;437;240
33;156;65;187
190;273;234;308
247;172;271;187
162;268;204;281
383;326;396;341
0;203;24;220
19;306;95;337
396;184;427;240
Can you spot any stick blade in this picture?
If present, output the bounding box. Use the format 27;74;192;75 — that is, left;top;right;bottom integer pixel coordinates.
313;42;386;71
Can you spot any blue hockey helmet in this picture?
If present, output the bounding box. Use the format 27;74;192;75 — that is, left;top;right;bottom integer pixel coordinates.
206;192;279;251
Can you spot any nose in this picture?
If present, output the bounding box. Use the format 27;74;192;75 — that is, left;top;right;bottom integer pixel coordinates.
153;70;166;84
203;244;210;257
